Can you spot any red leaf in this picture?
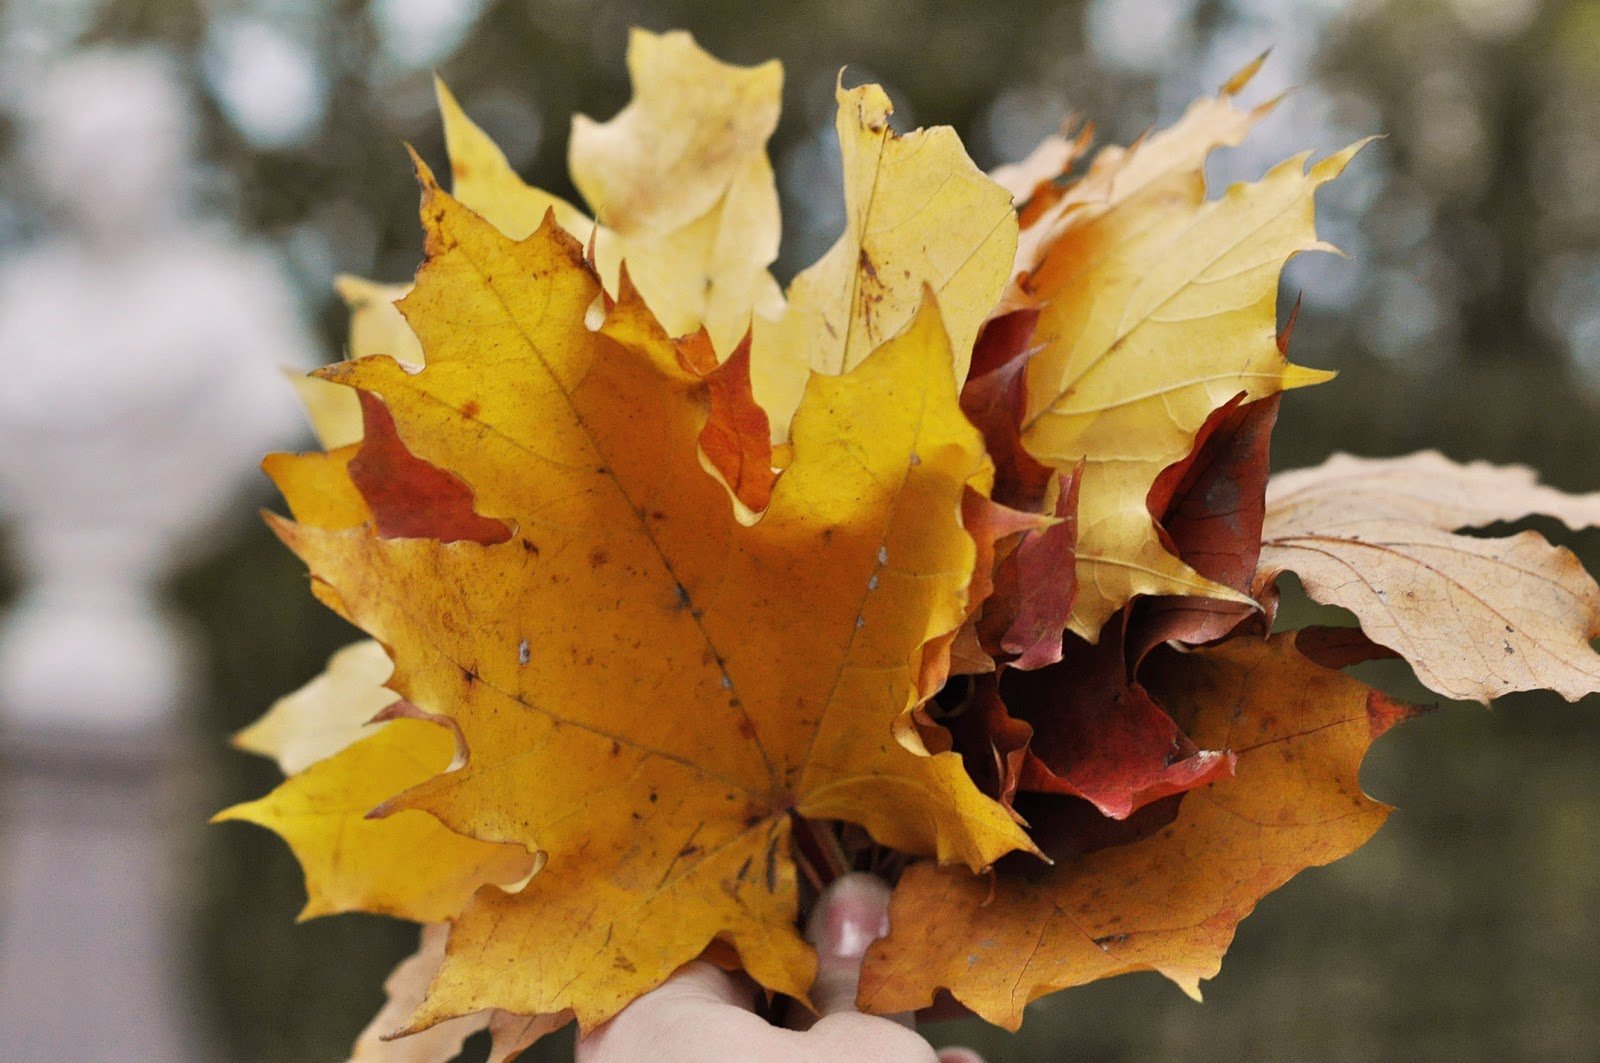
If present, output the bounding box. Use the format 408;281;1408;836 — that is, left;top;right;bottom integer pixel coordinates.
1133;394;1278;657
348;390;511;545
941;488;1051;680
960;310;1054;513
694;333;776;512
944;675;1032;820
1005;614;1235;819
1293;625;1401;671
996;467;1081;670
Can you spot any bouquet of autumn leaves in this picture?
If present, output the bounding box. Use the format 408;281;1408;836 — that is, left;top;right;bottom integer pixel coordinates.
218;30;1600;1059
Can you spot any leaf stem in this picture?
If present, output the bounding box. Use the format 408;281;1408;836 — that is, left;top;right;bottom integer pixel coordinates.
789;812;848;890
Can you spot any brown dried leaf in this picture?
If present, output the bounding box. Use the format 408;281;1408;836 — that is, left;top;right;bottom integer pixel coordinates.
1260;451;1600;702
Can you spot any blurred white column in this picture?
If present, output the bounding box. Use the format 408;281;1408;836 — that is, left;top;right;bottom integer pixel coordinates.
0;49;312;1061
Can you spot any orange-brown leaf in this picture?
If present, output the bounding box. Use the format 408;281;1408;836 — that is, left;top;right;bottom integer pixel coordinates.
860;634;1415;1027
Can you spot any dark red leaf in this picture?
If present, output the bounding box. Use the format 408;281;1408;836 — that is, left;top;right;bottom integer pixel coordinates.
348;390;511;545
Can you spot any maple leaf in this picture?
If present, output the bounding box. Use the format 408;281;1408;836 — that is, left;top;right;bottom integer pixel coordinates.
270;167;1033;1030
326;26;780;407
232;639;399;775
1001;68;1352;639
436;28;782;355
1129;393;1280;659
1259;450;1600;702
349;925;565;1063
998;613;1236;820
750;80;1019;439
282;276;421;451
859;633;1419;1027
214;644;537;922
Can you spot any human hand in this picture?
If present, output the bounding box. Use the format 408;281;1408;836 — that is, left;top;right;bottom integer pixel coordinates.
576;874;983;1063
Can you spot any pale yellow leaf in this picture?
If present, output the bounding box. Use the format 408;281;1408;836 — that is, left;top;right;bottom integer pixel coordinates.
434;30;782;355
1019;138;1356;638
434;78;591;242
1260;451;1600;702
987;123;1086;202
233;639;397;775
751;81;1018;439
337;275;424;367
350;924;567;1063
302;275;426;450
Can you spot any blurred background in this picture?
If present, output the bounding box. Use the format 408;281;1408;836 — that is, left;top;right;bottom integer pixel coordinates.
0;0;1596;1060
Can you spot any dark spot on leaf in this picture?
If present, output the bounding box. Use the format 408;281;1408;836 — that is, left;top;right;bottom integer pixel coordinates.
460;399;481;419
858;249;880;284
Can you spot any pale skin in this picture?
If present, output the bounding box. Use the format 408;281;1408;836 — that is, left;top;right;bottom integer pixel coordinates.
577;874;984;1063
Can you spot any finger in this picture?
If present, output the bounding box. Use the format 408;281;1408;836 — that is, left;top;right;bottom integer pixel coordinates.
937;1048;987;1063
576;960;759;1062
633;959;758;1011
790;873;914;1030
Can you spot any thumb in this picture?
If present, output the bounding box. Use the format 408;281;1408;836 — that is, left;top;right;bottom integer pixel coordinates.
792;873;910;1028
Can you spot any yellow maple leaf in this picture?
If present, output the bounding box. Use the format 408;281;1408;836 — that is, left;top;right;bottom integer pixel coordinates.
215;644;536;923
1008;74;1351;638
270;166;1032;1029
350;924;565;1063
314;28;778;457
750;80;1018;440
